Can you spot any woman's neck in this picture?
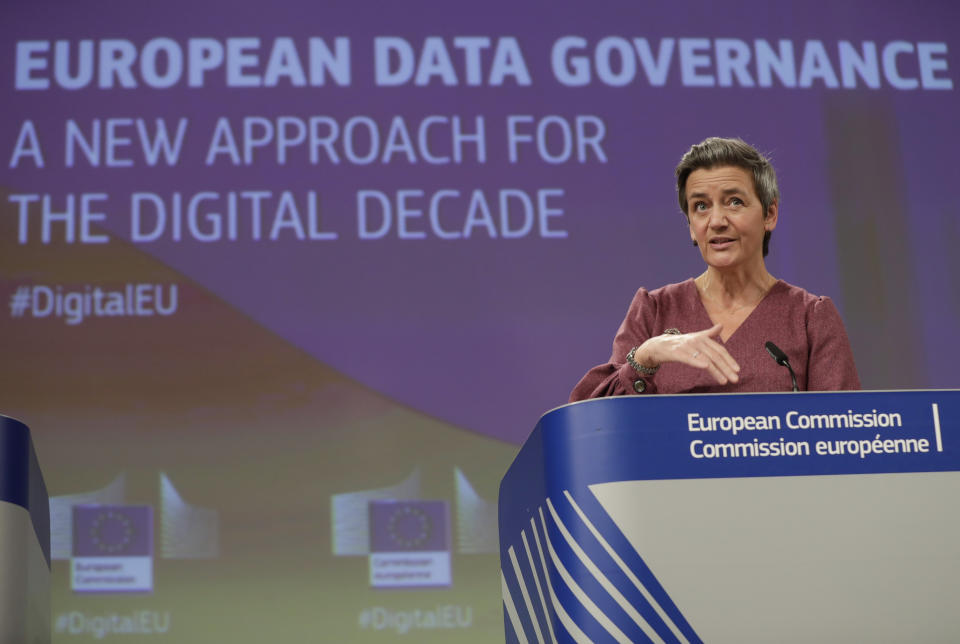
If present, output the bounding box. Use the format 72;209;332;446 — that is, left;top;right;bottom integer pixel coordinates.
696;265;776;311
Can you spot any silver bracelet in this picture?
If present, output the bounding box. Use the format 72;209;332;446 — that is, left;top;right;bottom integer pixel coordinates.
626;346;658;376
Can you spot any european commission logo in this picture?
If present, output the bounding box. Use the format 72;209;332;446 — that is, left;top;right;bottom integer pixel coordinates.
52;472;220;596
331;467;498;588
71;505;153;593
368;500;451;588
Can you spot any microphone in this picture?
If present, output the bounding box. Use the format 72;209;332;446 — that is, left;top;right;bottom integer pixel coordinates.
765;341;798;392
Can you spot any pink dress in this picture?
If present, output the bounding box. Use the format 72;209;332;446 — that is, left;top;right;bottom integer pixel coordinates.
570;279;861;400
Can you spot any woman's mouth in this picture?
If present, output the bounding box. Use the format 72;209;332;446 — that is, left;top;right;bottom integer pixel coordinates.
709;237;735;249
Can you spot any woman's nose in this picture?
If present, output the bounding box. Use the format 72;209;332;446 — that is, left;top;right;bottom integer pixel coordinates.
708;210;728;227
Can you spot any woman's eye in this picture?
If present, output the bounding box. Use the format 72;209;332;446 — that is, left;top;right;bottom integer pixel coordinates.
694;202;707;211
730;197;744;206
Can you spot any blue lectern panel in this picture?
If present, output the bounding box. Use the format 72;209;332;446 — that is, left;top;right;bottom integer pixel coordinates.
0;415;50;566
499;391;960;643
0;414;50;643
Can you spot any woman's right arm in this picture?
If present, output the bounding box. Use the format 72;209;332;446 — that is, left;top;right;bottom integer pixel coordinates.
569;289;740;402
569;288;658;401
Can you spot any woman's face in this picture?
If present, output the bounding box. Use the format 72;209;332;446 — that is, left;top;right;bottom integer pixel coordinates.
686;165;777;271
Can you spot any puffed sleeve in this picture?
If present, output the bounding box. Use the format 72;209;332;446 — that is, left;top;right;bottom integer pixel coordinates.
806;296;861;390
569;288;661;401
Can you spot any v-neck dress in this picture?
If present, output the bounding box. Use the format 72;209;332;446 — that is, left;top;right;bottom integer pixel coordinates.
570;279;860;400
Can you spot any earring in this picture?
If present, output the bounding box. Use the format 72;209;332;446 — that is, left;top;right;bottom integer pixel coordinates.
692;240;698;247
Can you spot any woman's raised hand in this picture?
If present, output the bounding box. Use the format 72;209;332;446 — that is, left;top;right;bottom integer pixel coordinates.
633;323;741;384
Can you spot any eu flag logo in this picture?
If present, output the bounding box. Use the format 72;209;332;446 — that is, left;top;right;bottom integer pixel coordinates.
73;506;152;557
370;500;448;552
368;500;451;588
71;505;153;593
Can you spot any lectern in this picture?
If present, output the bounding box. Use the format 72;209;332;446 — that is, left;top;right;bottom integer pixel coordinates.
499;391;960;643
0;415;50;644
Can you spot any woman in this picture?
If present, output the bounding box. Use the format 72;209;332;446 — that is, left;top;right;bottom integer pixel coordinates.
570;137;860;400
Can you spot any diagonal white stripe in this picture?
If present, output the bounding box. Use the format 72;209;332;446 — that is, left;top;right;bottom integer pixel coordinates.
565;490;690;644
502;569;530;644
547;497;665;643
539;506;632;643
510;544;546;644
530;509;591;644
525;523;558;644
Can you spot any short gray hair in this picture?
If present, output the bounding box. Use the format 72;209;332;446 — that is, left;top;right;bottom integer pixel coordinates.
675;137;779;257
